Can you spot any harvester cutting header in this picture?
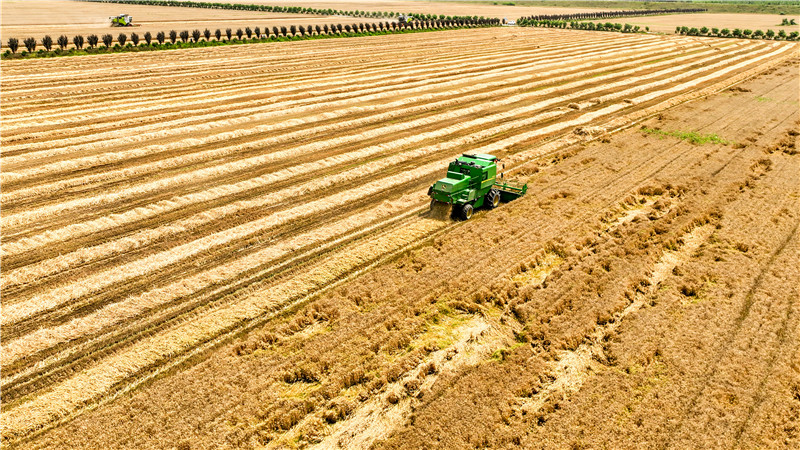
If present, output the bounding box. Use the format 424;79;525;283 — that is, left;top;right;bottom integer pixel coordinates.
428;154;527;220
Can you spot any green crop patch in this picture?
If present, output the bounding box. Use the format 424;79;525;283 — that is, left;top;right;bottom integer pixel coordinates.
640;126;730;145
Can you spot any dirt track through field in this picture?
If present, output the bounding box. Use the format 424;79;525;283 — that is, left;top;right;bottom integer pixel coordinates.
1;27;796;446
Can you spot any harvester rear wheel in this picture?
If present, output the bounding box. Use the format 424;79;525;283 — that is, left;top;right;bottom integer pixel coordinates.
486;189;500;209
459;203;473;220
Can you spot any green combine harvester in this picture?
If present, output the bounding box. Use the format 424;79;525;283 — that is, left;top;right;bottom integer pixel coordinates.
109;14;134;27
427;153;527;220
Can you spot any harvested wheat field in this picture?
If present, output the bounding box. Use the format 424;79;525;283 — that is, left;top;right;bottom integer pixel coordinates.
589;12;800;33
1;26;799;448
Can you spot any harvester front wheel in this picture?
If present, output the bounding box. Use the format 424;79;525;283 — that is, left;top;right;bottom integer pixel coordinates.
459;203;473;220
486;189;500;209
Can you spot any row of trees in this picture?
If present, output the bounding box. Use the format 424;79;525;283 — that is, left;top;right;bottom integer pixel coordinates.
516;18;800;41
518;19;646;34
4;19;497;56
81;0;486;22
518;8;707;22
675;26;799;40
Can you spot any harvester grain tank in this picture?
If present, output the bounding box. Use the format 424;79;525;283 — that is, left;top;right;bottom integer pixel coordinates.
427;154;527;220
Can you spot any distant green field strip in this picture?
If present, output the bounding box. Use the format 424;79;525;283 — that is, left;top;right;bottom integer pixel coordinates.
641;126;730;144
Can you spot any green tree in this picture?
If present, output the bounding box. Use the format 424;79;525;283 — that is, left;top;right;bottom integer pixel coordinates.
73;35;84;49
7;37;19;53
87;34;98;48
23;37;36;52
102;34;113;47
57;35;68;49
41;35;53;51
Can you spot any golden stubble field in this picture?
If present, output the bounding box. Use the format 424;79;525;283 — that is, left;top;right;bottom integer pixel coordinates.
1;25;798;448
589;12;800;33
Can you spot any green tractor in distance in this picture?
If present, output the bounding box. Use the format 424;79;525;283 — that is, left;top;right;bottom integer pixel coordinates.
428;153;527;220
110;14;134;27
